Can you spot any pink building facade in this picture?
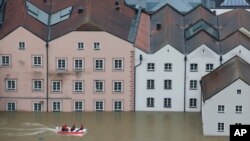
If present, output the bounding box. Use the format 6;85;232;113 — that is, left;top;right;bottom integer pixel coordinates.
0;0;136;112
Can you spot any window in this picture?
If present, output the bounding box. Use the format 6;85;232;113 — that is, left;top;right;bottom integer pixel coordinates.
7;102;16;111
113;101;123;112
113;81;123;93
52;81;61;92
95;101;104;111
206;64;213;72
147;63;155;71
52;101;61;112
190;63;198;72
19;42;25;50
147;98;154;107
33;102;42;111
113;59;123;70
95;80;104;93
237;89;241;94
78;42;84;50
190;80;197;90
74;59;84;71
189;98;197;108
236;105;242;113
74;101;83;111
164;63;172;71
218;123;224;132
94;59;104;71
5;79;16;91
218;105;225;113
33;80;43;91
164;80;172;89
74;81;83;93
32;56;42;67
94;42;100;50
164;98;172;108
147;79;155;89
57;59;66;71
0;55;10;66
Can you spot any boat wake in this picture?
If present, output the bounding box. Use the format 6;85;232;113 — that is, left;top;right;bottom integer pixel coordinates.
0;122;57;136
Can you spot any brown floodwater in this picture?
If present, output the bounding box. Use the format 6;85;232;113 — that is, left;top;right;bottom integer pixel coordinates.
0;112;228;141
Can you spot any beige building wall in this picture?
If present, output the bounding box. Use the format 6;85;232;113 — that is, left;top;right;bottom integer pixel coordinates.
48;31;134;112
0;27;47;111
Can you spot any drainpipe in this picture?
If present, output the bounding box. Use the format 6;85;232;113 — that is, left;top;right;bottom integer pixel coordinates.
46;43;49;112
134;54;143;111
184;55;187;112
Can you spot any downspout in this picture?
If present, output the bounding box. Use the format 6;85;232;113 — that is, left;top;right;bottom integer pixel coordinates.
46;0;52;112
134;54;143;111
183;17;187;112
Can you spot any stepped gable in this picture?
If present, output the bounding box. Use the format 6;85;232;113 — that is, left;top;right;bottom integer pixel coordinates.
185;31;220;54
201;56;250;101
218;9;250;40
135;5;185;54
184;5;217;29
0;0;48;40
50;0;136;42
220;31;250;54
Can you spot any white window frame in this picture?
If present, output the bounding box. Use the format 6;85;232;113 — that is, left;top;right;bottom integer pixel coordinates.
113;81;123;93
94;59;104;71
164;80;172;89
164;63;172;71
0;55;11;67
74;81;84;93
95;100;104;111
218;123;224;132
52;101;61;112
33;102;42;112
190;80;197;90
94;42;100;50
6;102;16;111
235;105;242;113
74;58;84;71
57;58;67;71
32;56;42;67
32;80;43;92
147;63;155;71
74;101;84;111
206;63;213;72
94;80;104;93
113;58;124;71
164;98;172;108
113;100;123;112
78;42;84;50
5;79;17;91
52;81;62;92
147;79;155;89
189;98;197;108
218;105;225;113
147;97;154;107
19;42;25;50
190;63;198;72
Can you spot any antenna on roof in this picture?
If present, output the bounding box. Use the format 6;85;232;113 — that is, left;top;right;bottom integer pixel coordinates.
78;7;84;14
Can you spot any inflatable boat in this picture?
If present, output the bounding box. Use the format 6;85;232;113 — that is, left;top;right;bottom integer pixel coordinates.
56;127;87;136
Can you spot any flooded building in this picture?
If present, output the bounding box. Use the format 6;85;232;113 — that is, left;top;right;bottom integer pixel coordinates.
201;56;250;136
0;0;136;112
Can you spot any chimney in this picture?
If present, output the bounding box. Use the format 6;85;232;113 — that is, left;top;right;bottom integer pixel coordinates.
78;7;84;13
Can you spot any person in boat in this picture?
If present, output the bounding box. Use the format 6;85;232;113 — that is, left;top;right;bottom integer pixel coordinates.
61;124;69;132
70;124;76;132
76;124;84;132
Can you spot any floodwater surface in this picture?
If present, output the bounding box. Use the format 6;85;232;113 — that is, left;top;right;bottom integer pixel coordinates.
0;112;229;141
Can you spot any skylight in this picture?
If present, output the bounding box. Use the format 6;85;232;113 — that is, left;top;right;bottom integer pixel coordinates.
185;20;219;39
221;0;249;6
26;1;49;25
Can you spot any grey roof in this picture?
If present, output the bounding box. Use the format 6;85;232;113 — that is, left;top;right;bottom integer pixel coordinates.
206;0;250;8
201;56;250;101
125;0;203;13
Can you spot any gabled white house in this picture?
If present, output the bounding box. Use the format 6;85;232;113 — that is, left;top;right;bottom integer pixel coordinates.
201;56;250;136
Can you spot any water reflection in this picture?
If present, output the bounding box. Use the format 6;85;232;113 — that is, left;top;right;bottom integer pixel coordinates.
0;112;228;141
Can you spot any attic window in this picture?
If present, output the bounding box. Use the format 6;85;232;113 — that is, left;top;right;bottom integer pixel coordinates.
115;1;120;11
237;89;241;94
115;1;119;6
78;7;84;13
156;23;161;30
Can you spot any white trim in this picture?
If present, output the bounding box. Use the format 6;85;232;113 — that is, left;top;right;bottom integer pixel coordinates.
113;100;123;111
52;101;61;112
6;102;16;111
95;100;104;111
